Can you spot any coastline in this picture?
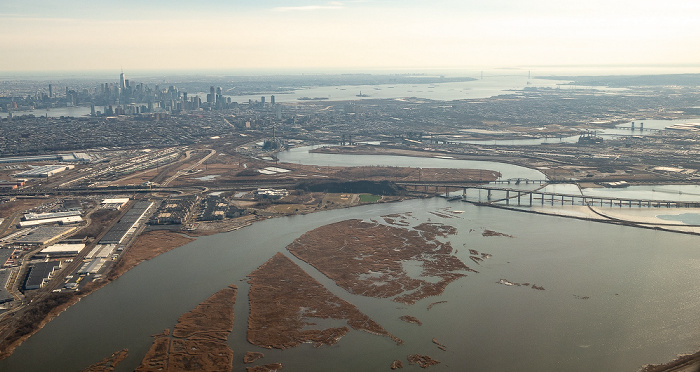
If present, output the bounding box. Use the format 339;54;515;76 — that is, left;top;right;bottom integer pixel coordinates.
0;230;196;360
1;145;699;370
0;192;413;361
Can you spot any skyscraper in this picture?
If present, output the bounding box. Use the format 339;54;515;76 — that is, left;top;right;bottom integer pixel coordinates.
207;86;215;104
119;71;126;90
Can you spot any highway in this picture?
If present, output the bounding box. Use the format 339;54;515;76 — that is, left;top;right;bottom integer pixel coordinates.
161;149;216;186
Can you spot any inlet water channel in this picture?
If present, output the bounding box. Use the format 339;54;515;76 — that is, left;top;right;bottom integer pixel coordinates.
2;148;700;372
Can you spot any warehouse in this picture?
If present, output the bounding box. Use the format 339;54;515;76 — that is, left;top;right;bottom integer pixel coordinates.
255;188;289;199
23;211;81;221
18;215;83;228
25;261;61;290
85;244;116;259
36;243;86;258
14;165;74;178
0;154;61;164
0;249;15;268
78;259;105;275
14;226;76;246
60;153;92;163
0;269;14;304
99;200;153;245
101;198;130;210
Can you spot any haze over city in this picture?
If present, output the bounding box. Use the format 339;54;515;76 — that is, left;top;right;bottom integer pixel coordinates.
2;0;700;73
4;1;700;372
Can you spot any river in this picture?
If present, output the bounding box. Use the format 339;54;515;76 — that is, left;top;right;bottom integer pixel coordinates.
0;106;92;119
1;151;699;372
0;74;560;119
192;74;573;104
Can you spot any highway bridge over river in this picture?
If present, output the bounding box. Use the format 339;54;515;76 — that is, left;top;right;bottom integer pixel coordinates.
399;181;700;209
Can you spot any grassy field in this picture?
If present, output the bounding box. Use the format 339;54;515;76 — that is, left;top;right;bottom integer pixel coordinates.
359;194;381;203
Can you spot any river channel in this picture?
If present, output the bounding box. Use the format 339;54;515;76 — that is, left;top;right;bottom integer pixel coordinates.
1;151;699;372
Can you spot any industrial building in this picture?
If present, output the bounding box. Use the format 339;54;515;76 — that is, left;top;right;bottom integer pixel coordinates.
61;199;83;211
24;261;61;290
99;200;153;245
0;249;14;268
14;226;76;246
0;154;62;164
0;269;14;304
23;211;81;221
0;153;92;164
14;165;74;178
86;244;116;259
101;198;130;210
78;259;106;275
255;188;289;199
36;243;85;258
19;211;83;227
18;215;83;228
60;153;92;163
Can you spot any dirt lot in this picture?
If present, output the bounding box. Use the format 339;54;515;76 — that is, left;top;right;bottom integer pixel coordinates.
0;198;52;219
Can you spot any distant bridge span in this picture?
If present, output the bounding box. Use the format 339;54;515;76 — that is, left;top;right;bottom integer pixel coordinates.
400;181;700;208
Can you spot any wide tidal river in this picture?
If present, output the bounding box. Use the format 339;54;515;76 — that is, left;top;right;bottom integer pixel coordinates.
2;152;699;372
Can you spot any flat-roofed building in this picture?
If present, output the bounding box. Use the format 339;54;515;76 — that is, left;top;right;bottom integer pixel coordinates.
18;215;83;228
99;200;154;245
0;154;60;164
86;244;115;259
0;269;14;304
14;226;76;246
36;243;85;258
255;188;289;199
78;259;105;275
60;153;92;163
15;165;74;178
101;198;130;210
25;261;61;290
23;211;81;221
0;249;13;268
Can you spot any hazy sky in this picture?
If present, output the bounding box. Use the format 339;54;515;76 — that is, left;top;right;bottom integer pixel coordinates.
2;0;700;72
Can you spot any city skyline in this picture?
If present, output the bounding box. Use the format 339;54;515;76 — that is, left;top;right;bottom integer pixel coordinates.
2;0;700;73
